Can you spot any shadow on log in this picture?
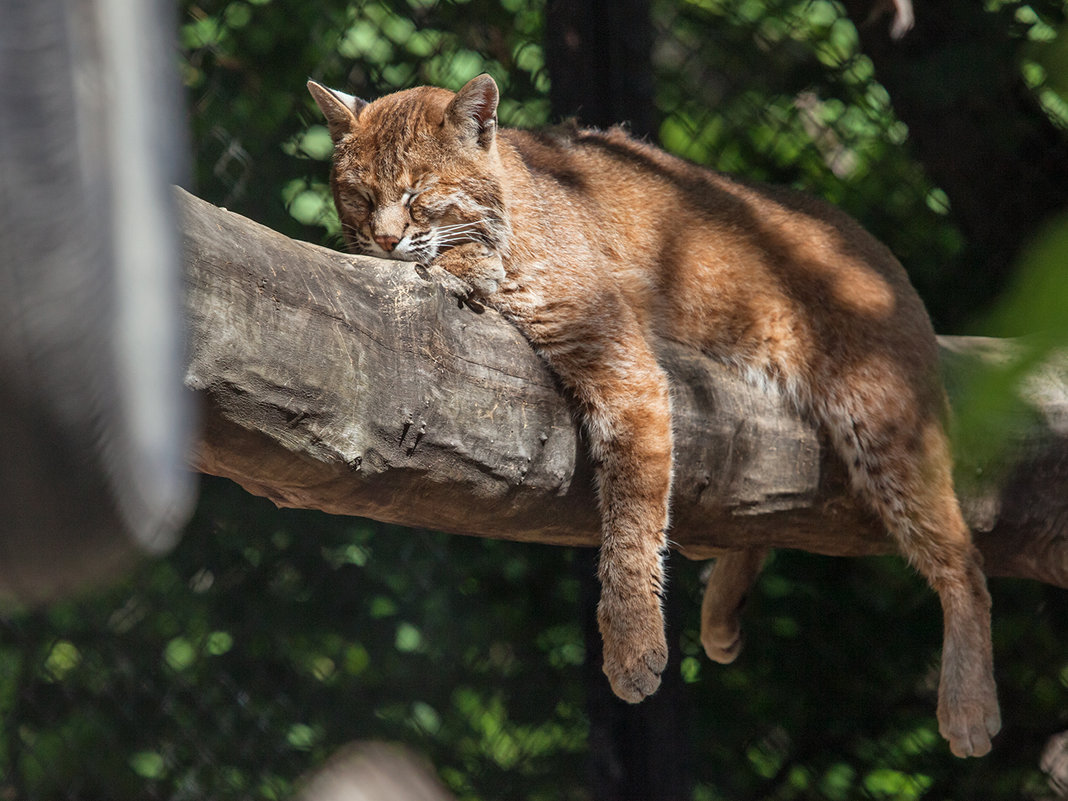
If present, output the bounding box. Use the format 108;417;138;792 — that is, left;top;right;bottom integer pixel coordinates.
180;189;1068;586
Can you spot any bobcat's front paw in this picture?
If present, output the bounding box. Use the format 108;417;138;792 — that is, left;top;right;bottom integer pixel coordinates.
600;612;668;703
938;693;1000;758
464;247;505;297
415;262;486;311
468;267;503;298
603;642;668;703
433;243;505;299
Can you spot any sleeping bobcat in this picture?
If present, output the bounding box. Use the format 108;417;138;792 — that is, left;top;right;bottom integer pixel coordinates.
308;75;1000;757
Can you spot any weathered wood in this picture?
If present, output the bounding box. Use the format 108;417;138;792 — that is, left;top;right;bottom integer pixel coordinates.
180;189;1068;586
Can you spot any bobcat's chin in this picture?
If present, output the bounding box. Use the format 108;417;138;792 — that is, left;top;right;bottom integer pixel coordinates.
380;249;424;264
361;241;426;263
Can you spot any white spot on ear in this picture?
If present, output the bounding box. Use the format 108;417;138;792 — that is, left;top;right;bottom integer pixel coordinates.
307;80;368;142
326;88;366;116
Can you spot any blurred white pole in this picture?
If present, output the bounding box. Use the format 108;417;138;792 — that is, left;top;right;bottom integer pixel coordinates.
295;742;456;801
0;0;194;601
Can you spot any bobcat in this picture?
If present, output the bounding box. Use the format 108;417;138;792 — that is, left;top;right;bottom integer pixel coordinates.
308;75;1000;757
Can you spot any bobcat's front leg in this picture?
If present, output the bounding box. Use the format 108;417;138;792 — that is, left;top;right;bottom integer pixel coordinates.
431;241;505;299
592;365;674;702
574;342;674;703
517;296;672;703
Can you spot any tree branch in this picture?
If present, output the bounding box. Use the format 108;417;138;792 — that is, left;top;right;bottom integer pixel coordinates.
180;189;1068;586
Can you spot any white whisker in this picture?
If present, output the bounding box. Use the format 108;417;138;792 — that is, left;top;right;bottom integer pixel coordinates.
434;232;481;242
433;221;487;233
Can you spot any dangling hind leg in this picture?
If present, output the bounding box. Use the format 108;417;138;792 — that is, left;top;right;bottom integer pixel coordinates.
701;548;768;663
856;420;999;757
904;475;999;757
929;535;1000;757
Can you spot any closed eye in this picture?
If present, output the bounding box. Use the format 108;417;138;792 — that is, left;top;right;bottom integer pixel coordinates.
340;191;373;220
402;185;431;208
340;182;374;207
404;174;439;205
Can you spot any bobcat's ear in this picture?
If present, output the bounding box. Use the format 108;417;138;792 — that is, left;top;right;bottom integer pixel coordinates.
446;74;499;150
307;80;368;143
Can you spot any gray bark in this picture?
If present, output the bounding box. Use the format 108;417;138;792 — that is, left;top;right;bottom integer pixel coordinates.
180;189;1068;587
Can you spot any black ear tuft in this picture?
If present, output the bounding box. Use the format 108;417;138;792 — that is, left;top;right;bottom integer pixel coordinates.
307;80;368;144
445;74;500;149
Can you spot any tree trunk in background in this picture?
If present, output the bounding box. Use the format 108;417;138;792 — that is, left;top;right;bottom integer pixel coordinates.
578;550;694;801
545;0;658;138
840;0;1068;328
545;5;694;799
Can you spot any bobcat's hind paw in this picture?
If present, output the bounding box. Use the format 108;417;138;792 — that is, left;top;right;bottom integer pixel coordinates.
701;625;744;664
602;638;668;703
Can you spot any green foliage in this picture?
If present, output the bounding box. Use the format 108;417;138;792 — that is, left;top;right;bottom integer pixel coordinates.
653;0;970;327
985;211;1068;345
950;210;1068;472
8;486;1068;798
1021;4;1068;125
0;479;588;799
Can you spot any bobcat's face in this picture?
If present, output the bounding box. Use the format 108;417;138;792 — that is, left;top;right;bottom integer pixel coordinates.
331;153;497;264
310;79;508;264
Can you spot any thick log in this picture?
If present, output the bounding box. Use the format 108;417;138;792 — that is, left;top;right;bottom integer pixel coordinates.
180;189;1068;586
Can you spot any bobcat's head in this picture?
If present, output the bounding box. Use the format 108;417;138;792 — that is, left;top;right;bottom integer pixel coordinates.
308;75;509;263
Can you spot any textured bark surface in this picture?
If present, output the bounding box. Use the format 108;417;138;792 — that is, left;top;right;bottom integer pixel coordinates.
181;189;1068;586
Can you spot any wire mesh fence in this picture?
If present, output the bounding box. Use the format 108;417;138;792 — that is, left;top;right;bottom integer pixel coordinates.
4;0;1068;799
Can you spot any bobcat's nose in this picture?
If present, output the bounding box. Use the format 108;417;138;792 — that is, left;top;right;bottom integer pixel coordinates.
373;233;400;253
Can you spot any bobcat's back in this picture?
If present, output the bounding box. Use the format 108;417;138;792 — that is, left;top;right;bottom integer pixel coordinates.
496;125;941;420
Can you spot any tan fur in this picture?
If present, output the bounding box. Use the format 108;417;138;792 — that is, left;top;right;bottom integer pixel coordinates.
308;76;999;757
